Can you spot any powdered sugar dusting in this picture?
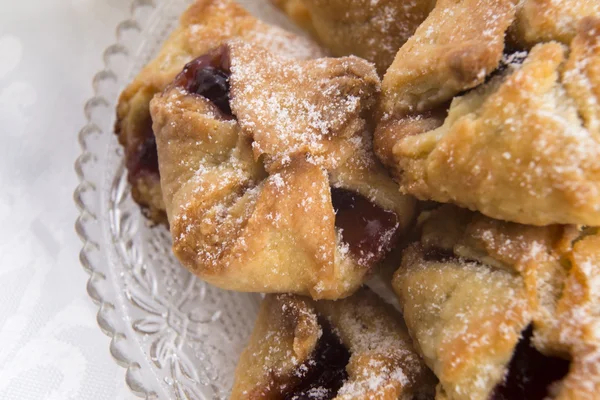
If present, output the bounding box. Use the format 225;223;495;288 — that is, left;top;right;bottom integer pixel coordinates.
229;40;379;171
245;25;326;61
315;290;433;398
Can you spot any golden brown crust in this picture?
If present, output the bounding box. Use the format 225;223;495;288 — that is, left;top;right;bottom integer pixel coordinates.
373;112;445;171
231;294;321;399
549;232;600;399
378;20;600;226
563;17;600;134
229;42;379;172
393;205;600;400
150;41;415;299
115;0;324;223
271;0;436;75
119;0;323;103
379;0;517;117
231;289;436;399
510;0;600;47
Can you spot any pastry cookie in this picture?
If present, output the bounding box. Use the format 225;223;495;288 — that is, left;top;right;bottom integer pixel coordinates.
231;289;436;399
115;0;324;223
377;19;600;226
150;41;416;299
271;0;436;75
394;205;600;400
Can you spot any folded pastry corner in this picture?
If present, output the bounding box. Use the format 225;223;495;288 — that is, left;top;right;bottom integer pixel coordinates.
378;0;517;117
115;0;324;223
393;204;600;400
150;40;416;299
231;288;437;399
510;0;600;47
377;17;600;226
270;0;436;75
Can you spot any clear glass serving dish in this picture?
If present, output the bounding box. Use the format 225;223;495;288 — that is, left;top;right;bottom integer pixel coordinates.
73;0;314;398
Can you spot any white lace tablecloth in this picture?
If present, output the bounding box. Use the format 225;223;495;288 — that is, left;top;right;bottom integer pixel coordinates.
0;1;135;398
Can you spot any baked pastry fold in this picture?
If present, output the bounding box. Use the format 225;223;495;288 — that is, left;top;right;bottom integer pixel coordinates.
376;18;600;226
231;289;436;399
378;0;518;116
511;0;600;46
394;205;600;400
150;41;416;299
271;0;437;75
115;0;324;223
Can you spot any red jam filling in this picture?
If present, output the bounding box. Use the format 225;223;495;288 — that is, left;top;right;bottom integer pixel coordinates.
283;320;350;400
126;46;235;184
331;188;400;267
422;247;457;262
172;45;232;117
491;325;570;400
126;113;159;181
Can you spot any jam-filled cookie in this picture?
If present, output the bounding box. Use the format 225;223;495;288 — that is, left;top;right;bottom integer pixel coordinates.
376;18;600;226
393;205;600;400
270;0;436;75
115;0;324;223
149;41;415;299
231;288;436;399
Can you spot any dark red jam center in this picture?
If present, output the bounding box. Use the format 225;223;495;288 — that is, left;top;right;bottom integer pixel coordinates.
422;247;457;262
172;45;232;117
485;49;528;84
127;113;159;181
452;49;529;100
491;325;570;400
331;188;400;267
284;320;350;400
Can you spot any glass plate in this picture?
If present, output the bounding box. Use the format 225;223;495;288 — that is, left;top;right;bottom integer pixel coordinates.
73;0;313;398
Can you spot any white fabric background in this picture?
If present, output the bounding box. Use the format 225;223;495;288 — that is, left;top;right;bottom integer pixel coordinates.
0;1;136;398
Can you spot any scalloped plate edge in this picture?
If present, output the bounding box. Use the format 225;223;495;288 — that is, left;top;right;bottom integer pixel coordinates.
74;0;161;398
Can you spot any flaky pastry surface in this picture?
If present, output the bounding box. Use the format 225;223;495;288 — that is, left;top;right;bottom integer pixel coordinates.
511;0;600;46
231;289;436;399
271;0;436;76
379;0;517;117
